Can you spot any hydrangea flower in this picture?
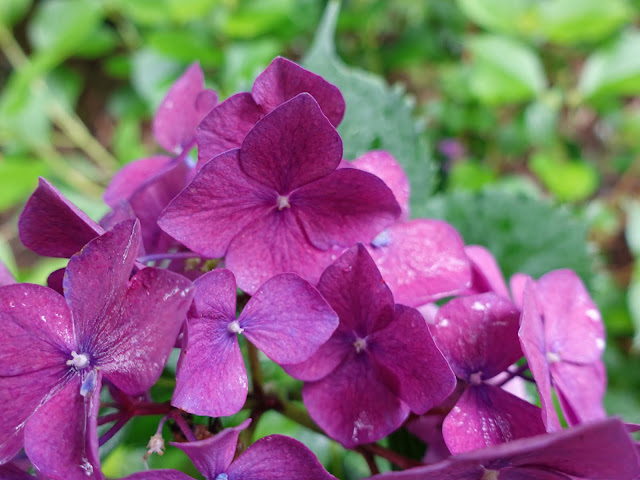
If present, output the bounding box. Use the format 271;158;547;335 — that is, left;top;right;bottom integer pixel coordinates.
433;293;545;453
124;419;337;480
0;261;15;286
172;268;338;417
367;418;640;480
159;93;400;293
196;56;344;166
284;244;455;447
0;220;194;478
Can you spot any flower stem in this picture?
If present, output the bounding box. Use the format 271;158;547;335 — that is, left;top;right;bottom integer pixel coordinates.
359;443;423;470
247;343;264;399
171;411;197;442
99;416;130;446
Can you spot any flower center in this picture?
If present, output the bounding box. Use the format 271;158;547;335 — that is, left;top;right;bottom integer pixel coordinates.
469;371;483;385
276;194;290;210
353;337;367;353
371;229;392;248
147;433;165;456
546;351;561;363
66;351;90;369
482;468;499;480
215;475;229;480
228;320;244;334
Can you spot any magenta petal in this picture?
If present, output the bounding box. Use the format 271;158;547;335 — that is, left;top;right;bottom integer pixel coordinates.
303;352;409;448
196;92;264;167
443;384;545;454
19;178;103;258
172;419;250;478
25;374;102;480
0;463;35;480
0;261;14;286
434;293;522;380
252;56;345;127
536;269;605;364
518;282;561;432
104;156;174;207
317;244;395;335
123;471;194;480
464;245;510;298
153;62;218;154
351;150;410;220
293;168;400;250
240;93;342;192
369;304;455;414
509;273;530;309
159;149;273;260
367;219;471;307
227;434;336;480
282;331;352;382
551;360;606;424
239;273;338;364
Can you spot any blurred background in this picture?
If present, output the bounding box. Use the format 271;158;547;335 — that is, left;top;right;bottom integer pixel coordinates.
1;0;639;477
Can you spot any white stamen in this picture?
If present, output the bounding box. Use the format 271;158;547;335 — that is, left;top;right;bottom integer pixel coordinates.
353;337;367;353
371;229;392;248
482;468;499;480
469;371;483;385
228;320;244;334
147;433;165;457
80;458;93;476
215;474;229;480
66;351;90;369
546;351;561;363
276;195;290;210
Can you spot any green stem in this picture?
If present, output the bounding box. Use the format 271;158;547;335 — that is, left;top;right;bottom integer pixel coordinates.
246;343;264;399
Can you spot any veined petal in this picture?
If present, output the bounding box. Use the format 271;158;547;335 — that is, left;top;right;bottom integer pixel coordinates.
551;360;606;425
282;329;352;382
239;273;338;364
252;56;345;127
240;93;342;192
0;463;36;479
509;273;530;309
123;471;194;480
104;156;174;208
463;245;510;299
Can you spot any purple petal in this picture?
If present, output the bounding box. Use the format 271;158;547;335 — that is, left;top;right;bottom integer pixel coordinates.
463;245;510;298
159;149;273;260
0;261;15;286
252;56;345;127
293;168;400;250
536;269;605;364
350;150;410;220
406;414;451;464
518;282;561;432
99;200;136;231
19;178;103;258
196;92;263;167
171;419;251;478
366;220;471;307
509;273;530;309
0;463;35;480
25;374;102;480
303;352;409;448
281;331;352;382
240;93;342;192
47;268;66;294
153;62;218;154
104;156;174;207
434;293;522;380
239;273;338;364
317;244;395;335
369;462;483;480
442;384;545;454
551;360;606;424
123;471;194;480
369;304;455;414
227;434;336;480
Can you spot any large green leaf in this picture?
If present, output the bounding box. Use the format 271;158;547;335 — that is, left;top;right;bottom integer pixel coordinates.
456;0;538;36
303;0;435;210
0;0;31;26
420;190;593;282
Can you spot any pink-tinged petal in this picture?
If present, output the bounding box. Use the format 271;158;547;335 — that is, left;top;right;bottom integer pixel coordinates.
317;244;395;335
369;304;455;414
443;384;545;454
518;282;561;432
171;420;251;478
190;269;237;320
0;261;15;286
47;268;66;295
239;273;338;364
551;361;606;424
417;302;439;324
281;330;352;382
225;208;336;295
350;150;410;220
95;266;193;395
367;220;471;307
19;178;103;258
369;462;483;480
293;168;400;250
434;293;522;380
536;270;605;364
240;93;342;192
99;201;136;231
25;374;102;480
104;156;174;207
153;62;218;154
196;93;263;167
509;273;530;309
0;463;35;480
123;471;194;480
159;149;274;260
406;414;451;464
303;352;409;448
252;56;345;127
500;468;571;479
227;434;337;480
463;245;510;298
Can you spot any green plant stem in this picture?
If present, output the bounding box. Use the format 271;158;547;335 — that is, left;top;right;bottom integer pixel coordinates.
247;342;264;399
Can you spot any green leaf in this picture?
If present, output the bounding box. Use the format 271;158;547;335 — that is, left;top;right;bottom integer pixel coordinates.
538;0;631;45
0;0;32;26
147;30;222;67
449;161;497;192
131;49;183;109
529;153;599;202
456;0;538;36
221;39;281;95
626;200;640;255
420;190;593;282
0;156;49;210
579;31;640;100
466;34;547;105
303;0;435;211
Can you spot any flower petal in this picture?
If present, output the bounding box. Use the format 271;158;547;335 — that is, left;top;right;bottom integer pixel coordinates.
19;178;103;258
0;261;15;286
367;220;471;307
252;56;345;127
104;156;174;208
551;360;606;424
240;93;342;192
281;330;352;382
463;245;510;299
123;471;194;480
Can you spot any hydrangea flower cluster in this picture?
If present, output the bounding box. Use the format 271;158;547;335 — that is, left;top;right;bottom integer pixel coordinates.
1;57;638;479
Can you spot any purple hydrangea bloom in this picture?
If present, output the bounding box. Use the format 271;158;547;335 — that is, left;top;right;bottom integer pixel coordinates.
433;293;545;453
0;220;193;478
124;419;336;480
519;271;607;431
159;93;400;294
196;56;344;166
0;261;15;286
284;244;456;447
172;268;338;417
